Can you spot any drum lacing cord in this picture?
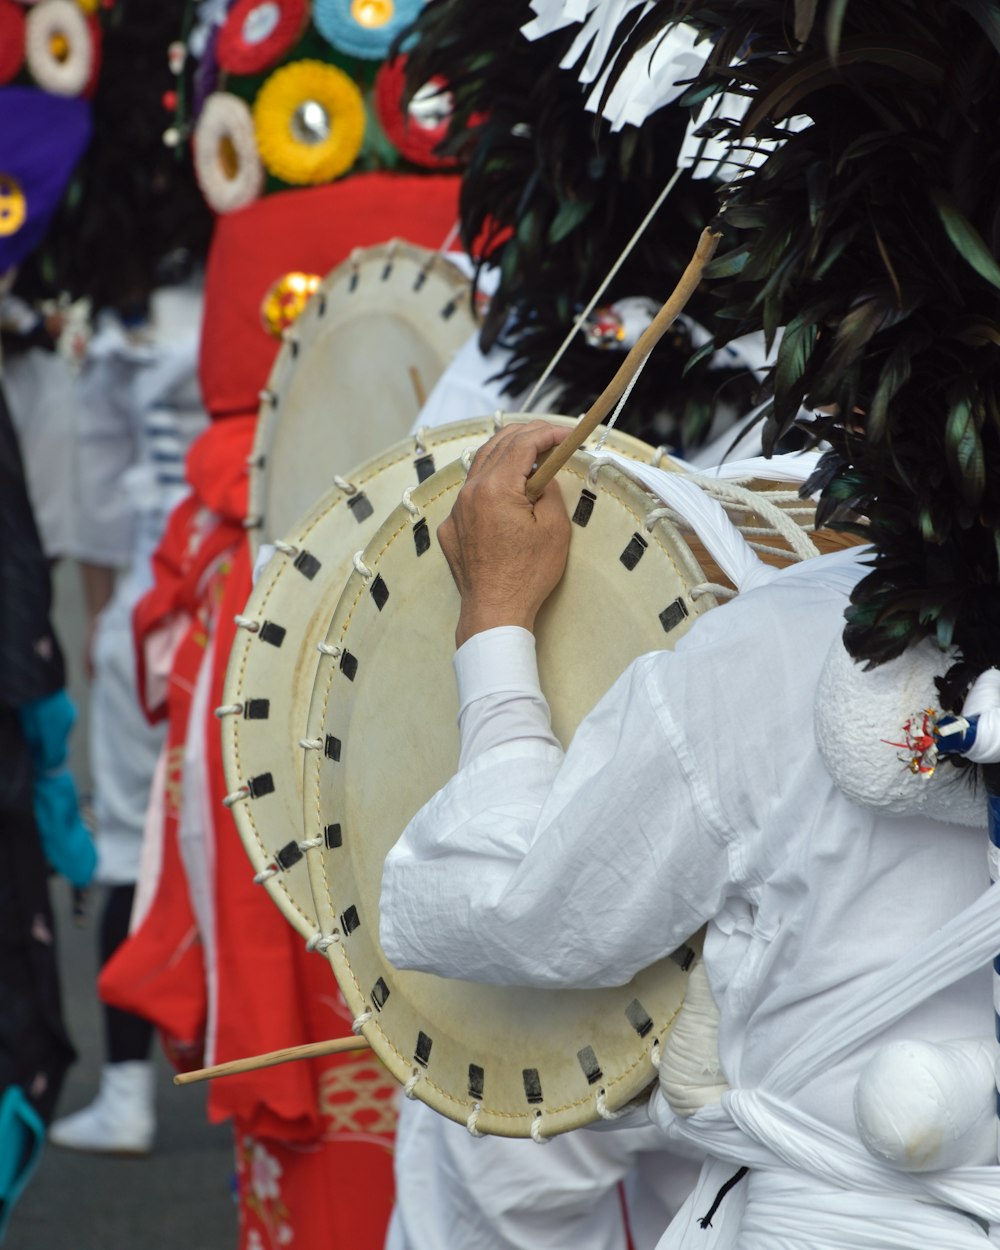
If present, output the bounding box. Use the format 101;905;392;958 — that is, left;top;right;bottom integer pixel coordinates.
649;1038;662;1069
642;509;738;603
214;703;243;718
465;1103;485;1137
595;1089;631;1121
691;584;736;602
401;489;421;518
412;427;429;455
351;1010;373;1035
530;1113;550;1145
403;1070;421;1100
460;447;476;473
333;475;357;496
222;785;250;808
242;515;262;531
317;642;342;658
273;539;298;557
246;452;265;470
305;930;339;953
299;737;323;751
587;459;614;486
353;552;373;580
253;837;325;884
234;614;260;633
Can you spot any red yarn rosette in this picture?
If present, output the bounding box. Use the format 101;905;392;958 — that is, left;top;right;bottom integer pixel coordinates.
216;0;308;76
0;1;26;84
374;56;457;170
83;12;102;97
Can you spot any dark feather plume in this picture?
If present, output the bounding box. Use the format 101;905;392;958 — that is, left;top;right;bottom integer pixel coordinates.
395;0;759;450
579;0;1000;699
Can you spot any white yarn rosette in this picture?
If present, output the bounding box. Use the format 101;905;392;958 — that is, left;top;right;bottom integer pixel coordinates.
193;91;266;214
25;0;94;96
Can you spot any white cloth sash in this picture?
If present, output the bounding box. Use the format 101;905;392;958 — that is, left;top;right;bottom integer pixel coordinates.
652;884;1000;1247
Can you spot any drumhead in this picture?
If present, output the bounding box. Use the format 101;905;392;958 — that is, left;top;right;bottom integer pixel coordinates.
246;241;476;554
221;417;671;940
302;451;715;1137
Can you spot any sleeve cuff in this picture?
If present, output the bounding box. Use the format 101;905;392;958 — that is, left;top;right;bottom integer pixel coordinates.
453;626;543;716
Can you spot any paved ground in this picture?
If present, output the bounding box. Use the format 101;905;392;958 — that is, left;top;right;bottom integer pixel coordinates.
5;564;237;1250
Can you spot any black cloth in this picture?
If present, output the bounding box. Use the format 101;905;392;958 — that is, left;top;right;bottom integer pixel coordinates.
0;384;64;717
99;886;153;1064
0;380;75;1125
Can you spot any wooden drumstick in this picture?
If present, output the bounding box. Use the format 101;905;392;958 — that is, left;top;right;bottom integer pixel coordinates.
526;226;722;502
173;1034;371;1086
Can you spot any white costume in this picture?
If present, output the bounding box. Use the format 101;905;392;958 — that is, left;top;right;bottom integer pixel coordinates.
382;549;1000;1249
74;281;207;883
3;345;77;560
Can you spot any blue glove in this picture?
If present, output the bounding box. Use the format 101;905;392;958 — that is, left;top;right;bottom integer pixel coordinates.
17;689;75;771
17;691;96;888
0;1086;45;1243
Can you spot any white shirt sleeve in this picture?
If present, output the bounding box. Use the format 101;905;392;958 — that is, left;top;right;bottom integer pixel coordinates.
455;626;561;767
380;625;735;990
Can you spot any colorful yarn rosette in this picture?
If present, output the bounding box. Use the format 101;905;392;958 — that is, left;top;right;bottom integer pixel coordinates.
252;59;365;185
193;91;266;213
312;0;423;61
216;0;309;76
374;56;455;169
24;0;101;97
0;1;27;84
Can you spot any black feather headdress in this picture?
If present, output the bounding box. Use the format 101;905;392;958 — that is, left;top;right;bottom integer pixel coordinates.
395;0;760;451
18;0;212;316
590;0;1000;703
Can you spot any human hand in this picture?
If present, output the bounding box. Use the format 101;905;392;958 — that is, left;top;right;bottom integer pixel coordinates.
438;421;572;647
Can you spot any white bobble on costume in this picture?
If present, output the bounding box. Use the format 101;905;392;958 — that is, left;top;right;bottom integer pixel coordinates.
854;1038;997;1171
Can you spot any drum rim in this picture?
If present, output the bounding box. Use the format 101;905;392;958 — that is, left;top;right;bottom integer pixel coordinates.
246;239;476;556
302;450;711;1137
222;416;671;937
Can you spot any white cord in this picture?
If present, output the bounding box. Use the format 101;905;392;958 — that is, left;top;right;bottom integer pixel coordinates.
522;168;683;412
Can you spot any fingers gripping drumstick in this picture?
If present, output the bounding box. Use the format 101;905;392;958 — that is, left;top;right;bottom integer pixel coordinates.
526;227;722;502
173;1034;371;1086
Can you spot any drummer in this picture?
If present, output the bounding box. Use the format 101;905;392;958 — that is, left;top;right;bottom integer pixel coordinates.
380;420;1000;1249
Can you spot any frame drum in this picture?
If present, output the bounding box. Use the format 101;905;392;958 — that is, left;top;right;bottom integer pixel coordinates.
246;241;476;555
221;417;669;940
301;451;718;1139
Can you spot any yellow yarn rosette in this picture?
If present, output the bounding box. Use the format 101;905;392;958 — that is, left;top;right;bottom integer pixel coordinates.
253;59;365;185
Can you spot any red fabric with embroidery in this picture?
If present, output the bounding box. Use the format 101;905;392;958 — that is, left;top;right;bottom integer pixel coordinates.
99;418;258;1056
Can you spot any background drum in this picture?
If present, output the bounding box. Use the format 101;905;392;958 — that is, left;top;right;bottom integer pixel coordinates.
301;451;720;1140
221;416;667;941
245;240;476;555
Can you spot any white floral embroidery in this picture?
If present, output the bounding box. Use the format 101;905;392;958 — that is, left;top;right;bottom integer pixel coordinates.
250;1143;283;1202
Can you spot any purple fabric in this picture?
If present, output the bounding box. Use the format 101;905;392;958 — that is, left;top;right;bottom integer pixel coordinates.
192;26;221;119
0;87;91;271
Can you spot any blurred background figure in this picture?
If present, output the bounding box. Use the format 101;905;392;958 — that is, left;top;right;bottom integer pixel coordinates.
47;267;208;1156
9;0;213;1159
